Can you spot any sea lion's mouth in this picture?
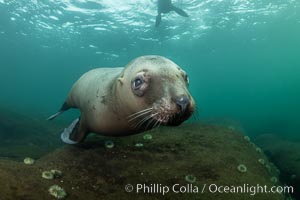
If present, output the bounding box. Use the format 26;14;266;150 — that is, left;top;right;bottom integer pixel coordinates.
166;111;193;126
127;101;194;130
152;108;193;127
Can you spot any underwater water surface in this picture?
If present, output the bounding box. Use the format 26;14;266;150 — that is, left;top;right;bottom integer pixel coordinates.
0;0;300;199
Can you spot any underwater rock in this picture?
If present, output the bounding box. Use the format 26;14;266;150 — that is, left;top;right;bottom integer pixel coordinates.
227;125;236;131
0;108;63;160
256;134;300;199
0;123;286;200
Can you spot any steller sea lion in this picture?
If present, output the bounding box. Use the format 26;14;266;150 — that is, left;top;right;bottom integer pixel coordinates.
155;0;189;27
48;55;195;144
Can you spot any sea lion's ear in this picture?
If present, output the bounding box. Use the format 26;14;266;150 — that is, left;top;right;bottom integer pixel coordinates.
118;77;124;85
118;72;125;85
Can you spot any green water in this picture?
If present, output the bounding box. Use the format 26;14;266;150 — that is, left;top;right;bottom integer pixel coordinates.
0;0;299;136
0;1;300;199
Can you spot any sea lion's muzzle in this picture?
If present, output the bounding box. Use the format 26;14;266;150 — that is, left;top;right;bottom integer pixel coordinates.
164;95;193;126
176;96;190;116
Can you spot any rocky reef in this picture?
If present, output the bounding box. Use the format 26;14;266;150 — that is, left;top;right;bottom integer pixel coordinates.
0;109;288;200
256;134;300;200
0;108;63;160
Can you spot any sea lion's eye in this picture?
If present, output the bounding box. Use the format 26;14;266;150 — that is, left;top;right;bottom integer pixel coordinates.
131;73;149;97
132;77;144;90
184;74;189;86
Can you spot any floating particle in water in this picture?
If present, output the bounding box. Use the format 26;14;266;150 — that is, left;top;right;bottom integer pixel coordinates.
258;158;265;165
270;176;278;184
104;140;114;149
185;175;196;183
51;169;63;178
23;157;35;165
135;143;144;147
143;134;153;140
243;136;250;142
237;164;247;173
42;171;54;180
48;185;67;199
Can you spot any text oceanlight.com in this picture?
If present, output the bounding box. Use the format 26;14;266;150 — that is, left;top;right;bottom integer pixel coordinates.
124;183;294;196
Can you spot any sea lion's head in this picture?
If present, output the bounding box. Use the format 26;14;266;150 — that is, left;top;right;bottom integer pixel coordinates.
117;55;195;130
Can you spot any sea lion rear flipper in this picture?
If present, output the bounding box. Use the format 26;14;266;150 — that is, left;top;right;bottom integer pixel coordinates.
155;13;162;27
61;117;88;144
47;102;70;121
172;6;189;17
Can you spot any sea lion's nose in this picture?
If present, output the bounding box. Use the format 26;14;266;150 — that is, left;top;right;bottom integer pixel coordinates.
176;96;190;115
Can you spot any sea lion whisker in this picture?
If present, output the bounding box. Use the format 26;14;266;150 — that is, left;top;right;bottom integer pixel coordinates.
134;113;158;129
193;107;199;121
127;109;153;122
141;113;159;129
127;108;153;119
195;106;199;116
170;114;175;123
145;118;156;131
157;116;167;129
152;116;161;130
134;115;152;128
192;112;199;121
156;117;164;129
136;117;152;130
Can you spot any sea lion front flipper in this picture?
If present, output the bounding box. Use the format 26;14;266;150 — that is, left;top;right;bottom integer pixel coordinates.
172;6;189;17
61;117;88;144
155;13;162;27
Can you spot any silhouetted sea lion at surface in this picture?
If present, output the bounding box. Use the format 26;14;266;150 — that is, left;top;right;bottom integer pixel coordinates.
47;55;195;144
156;0;189;27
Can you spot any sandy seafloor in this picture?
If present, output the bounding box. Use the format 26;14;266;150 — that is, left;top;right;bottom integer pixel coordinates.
0;109;297;200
